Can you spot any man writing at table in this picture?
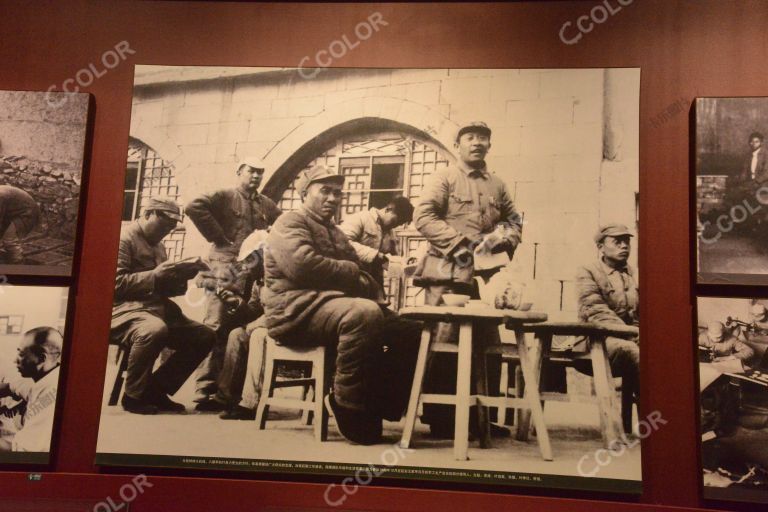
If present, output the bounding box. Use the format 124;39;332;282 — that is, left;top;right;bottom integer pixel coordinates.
413;121;522;439
574;224;640;404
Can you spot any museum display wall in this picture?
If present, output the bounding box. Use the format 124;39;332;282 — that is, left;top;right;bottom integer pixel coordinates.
0;0;763;510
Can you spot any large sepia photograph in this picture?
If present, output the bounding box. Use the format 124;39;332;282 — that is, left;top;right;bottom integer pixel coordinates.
0;90;89;277
0;285;69;464
696;97;768;285
697;296;768;504
95;65;641;493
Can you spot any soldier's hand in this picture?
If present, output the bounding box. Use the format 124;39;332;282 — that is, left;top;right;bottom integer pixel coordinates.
490;238;514;254
152;260;177;282
453;246;473;268
218;290;243;310
375;253;390;271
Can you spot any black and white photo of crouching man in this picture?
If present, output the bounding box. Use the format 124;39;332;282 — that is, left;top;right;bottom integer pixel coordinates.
0;90;90;276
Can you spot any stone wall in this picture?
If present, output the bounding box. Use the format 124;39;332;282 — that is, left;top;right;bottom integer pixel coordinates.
0;91;89;171
0;156;82;239
0;90;89;242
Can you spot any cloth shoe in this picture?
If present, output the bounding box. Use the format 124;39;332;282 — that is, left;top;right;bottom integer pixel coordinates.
324;394;382;445
219;405;256;421
121;394;158;415
195;398;228;412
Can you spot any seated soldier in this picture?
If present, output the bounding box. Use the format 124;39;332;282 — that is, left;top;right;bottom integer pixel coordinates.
262;165;418;445
699;321;755;371
110;197;215;415
194;230;267;418
575;224;640;402
339;196;414;287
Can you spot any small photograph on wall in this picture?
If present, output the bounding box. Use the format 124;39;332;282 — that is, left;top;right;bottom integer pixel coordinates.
0;285;69;464
0;90;90;277
696;97;768;285
95;65;641;494
697;296;768;504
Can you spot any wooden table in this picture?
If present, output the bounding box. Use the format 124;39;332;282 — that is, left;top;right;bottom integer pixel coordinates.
398;305;549;461
517;321;639;449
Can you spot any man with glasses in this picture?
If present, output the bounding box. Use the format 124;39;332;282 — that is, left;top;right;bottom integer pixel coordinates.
185;157;282;411
110;197;214;415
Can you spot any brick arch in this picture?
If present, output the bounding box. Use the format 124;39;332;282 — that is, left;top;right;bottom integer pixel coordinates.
261;97;459;198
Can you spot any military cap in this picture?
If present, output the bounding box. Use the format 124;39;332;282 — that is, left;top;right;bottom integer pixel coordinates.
295;165;345;196
237;156;266;173
143;196;182;221
237;229;269;261
457;121;492;141
594;223;634;244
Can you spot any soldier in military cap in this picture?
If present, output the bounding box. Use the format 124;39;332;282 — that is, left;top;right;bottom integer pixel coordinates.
412;121;522;438
185;157;282;411
574;223;640;405
262;165;418;445
110;197;215;415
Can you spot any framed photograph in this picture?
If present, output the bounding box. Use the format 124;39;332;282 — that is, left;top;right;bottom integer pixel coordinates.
696;97;768;285
95;65;641;494
0;285;70;464
696;296;768;504
0;89;90;277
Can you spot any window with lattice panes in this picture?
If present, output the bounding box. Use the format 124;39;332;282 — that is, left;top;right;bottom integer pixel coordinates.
276;133;451;310
124;141;186;262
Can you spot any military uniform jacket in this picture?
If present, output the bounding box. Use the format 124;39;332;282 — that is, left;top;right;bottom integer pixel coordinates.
263;206;362;340
413;162;522;284
339;208;397;263
185;187;281;263
111;221;181;330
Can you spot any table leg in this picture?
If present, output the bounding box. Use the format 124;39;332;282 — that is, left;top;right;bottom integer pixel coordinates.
515;329;553;461
400;325;433;449
590;335;623;448
473;321;491;449
515;332;547;442
454;321;473;461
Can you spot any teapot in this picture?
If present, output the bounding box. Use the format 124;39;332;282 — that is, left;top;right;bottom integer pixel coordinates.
475;267;528;310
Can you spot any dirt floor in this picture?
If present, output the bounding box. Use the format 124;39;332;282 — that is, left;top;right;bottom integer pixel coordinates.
96;355;641;483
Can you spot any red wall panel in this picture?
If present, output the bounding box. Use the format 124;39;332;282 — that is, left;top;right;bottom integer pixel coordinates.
0;1;761;510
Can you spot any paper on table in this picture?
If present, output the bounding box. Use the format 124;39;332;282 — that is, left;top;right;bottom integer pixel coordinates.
473;247;509;271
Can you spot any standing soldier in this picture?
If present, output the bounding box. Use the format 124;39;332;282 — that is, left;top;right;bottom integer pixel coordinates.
413;121;522;438
185;157;281;411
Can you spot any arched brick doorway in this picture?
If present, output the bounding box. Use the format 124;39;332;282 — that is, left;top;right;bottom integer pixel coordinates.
263;118;455;309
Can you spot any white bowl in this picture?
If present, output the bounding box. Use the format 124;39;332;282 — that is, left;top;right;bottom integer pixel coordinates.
442;294;470;307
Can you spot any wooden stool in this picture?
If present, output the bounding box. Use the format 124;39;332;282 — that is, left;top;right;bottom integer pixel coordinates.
108;344;130;406
255;337;329;442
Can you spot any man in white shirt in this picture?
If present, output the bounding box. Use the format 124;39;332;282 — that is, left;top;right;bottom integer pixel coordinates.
0;327;61;452
740;132;767;183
